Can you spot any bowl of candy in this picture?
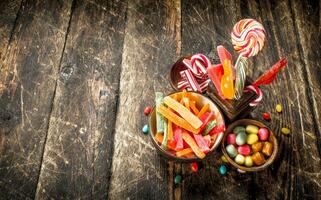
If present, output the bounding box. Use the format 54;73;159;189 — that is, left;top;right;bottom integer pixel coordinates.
222;119;278;172
149;91;225;162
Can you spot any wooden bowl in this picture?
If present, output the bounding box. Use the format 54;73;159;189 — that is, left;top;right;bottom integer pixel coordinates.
221;119;278;172
149;91;225;162
169;55;191;91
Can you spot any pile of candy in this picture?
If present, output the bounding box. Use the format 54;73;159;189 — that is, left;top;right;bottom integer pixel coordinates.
154;91;225;159
176;19;287;107
225;124;273;167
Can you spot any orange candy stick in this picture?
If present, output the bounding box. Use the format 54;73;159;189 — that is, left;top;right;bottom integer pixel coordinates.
176;148;193;157
157;104;199;134
221;59;235;99
190;101;199;115
182;131;206;159
163;96;203;129
197;103;209;117
184;153;196;158
155;133;164;144
167;121;173;141
183;97;190;111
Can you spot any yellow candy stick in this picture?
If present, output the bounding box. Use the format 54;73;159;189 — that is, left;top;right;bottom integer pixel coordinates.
176;148;193;157
221;59;235;99
182;131;206;159
197;103;209;117
157;104;199;134
190;101;199;115
183;97;190;111
163;96;203;129
167;121;173;141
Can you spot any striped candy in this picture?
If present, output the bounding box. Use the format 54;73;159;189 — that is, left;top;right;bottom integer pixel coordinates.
244;85;263;106
231;19;266;58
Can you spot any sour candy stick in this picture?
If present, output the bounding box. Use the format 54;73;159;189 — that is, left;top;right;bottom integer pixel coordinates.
155;92;165;133
182;131;206;159
176;148;193;157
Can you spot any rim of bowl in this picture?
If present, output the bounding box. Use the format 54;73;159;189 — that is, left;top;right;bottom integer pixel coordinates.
149;91;225;162
221;119;278;172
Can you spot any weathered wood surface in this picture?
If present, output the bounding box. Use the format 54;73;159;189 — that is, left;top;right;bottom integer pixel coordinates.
0;0;320;199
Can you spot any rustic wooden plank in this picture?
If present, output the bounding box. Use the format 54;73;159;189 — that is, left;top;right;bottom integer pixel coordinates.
0;0;22;62
108;0;180;199
34;0;127;199
0;0;72;198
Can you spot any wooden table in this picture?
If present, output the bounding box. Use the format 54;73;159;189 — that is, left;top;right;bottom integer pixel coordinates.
1;0;320;199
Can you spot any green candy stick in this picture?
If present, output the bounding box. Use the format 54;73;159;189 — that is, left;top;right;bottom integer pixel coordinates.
155;92;165;133
161;119;168;149
202;120;217;136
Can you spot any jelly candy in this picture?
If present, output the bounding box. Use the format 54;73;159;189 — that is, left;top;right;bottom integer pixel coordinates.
219;164;227;175
182;131;206;159
244;156;253;167
174;175;182;184
251;152;266;166
144;106;152;115
226;144;237;158
281;127;290;135
142;124;149;134
236;132;247;145
221;155;229;163
233;126;246;134
258;128;269;141
202;120;217;136
246;125;259;134
227;133;236;145
247;134;259;145
176;148;193;157
155;92;165;133
191;162;199;172
262;112;271;121
276;104;282;112
235;154;245;165
262;142;273;156
237;144;251;156
221;60;235;99
251;142;263;153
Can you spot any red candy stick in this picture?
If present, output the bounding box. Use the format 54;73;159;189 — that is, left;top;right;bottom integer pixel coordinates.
180;69;202;92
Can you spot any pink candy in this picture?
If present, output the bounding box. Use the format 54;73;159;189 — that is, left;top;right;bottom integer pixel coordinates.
258;128;269;141
227;133;236;145
237;144;251;156
244;85;263;106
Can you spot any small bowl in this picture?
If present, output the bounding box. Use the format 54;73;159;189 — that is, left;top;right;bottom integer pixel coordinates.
221;119;278;172
149;91;225;162
169;55;191;91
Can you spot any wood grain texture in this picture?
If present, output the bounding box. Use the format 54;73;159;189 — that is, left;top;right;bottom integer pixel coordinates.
108;0;180;199
0;0;72;198
35;0;127;199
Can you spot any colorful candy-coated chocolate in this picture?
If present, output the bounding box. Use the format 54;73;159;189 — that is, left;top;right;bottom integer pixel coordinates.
233;126;246;134
251;142;263;153
258;128;269;141
262;112;271;121
227;133;236;145
191;162;199;172
247;134;259;145
221;155;229;163
262;142;273;156
235;154;245;165
174;175;182;184
246;125;259;134
144;106;152;115
245;156;253;167
251;152;266;166
142;124;149;134
276;104;282;112
236;132;247;146
226;144;238;158
237;144;251;156
219;164;227;175
281;127;290;135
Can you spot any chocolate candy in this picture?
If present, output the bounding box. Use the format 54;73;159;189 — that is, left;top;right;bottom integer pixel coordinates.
142;124;149;134
226;144;237;158
238;144;251;156
262;142;273;156
251;142;263;153
258;128;269;141
246;125;259;134
235;154;245;165
227;133;236;145
251;152;266;166
219;164;227;175
245;156;253;167
236;132;247;145
233;126;246;134
247;134;258;145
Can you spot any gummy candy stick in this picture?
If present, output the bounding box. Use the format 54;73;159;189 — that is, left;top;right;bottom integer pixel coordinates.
174;127;184;150
157;104;199;134
168;121;173;141
190;101;199;115
155;92;165;133
182;131;206;159
234;55;248;100
155;133;164;144
163;96;203;129
176;148;193;157
221;60;235;99
194;134;210;153
198;112;214;134
161;119;168;148
197;103;209;117
209;124;225;135
207;65;225;99
182;97;190;111
202;120;217;136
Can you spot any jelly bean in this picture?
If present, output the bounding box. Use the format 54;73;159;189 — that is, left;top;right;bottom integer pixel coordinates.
236;132;247;146
281;127;290;135
233;126;246;134
245;156;253;167
235;154;245;165
258;128;270;141
144;106;152;115
219;164;227;175
142;124;149;134
227;133;236;145
262;112;271;121
247;134;259;145
251;142;263;153
237;144;251;156
246;125;259;134
174;175;182;184
221;155;229;163
226;144;237;158
262;142;273;156
251;152;266;166
276;104;282;112
191;162;198;172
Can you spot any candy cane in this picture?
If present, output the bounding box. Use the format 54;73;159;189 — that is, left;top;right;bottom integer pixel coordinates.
180;69;202;92
244;85;263;106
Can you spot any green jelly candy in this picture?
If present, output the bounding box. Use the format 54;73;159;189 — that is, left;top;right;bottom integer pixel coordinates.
219;164;227;175
235;154;245;165
236;132;247;146
226;144;237;158
246;125;259;134
247;134;259;145
174;175;182;184
155;92;165;133
245;156;253;167
233;126;246;134
202;120;217;136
